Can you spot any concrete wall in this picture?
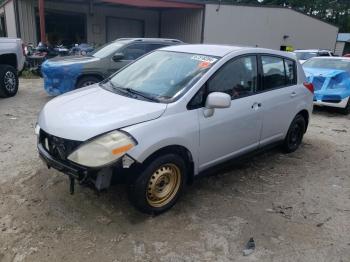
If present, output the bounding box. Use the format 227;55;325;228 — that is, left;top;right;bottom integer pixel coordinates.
160;9;202;43
3;0;17;37
204;4;339;51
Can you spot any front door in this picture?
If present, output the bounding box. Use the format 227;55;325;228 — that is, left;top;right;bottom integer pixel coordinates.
196;55;263;171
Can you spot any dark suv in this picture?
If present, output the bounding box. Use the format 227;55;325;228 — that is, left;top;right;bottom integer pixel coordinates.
41;38;183;95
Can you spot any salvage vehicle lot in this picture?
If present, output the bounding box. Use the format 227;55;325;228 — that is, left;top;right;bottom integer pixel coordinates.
0;79;349;261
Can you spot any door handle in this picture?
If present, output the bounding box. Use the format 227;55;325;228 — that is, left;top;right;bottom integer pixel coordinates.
291;92;297;97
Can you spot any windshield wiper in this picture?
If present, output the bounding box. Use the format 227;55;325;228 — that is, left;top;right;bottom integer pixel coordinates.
104;81;159;102
123;88;159;102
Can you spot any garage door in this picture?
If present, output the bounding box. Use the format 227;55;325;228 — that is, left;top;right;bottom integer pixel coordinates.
106;17;144;42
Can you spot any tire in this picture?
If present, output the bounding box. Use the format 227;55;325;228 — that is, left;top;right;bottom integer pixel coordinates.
282;114;306;153
341;98;350;115
76;76;100;89
128;154;187;215
0;64;19;98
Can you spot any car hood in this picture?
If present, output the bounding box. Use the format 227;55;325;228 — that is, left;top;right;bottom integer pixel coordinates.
46;55;100;66
38;84;167;141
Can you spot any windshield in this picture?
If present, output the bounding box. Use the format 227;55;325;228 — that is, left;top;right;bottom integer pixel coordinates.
105;50;219;102
90;41;127;58
303;58;350;72
295;52;318;61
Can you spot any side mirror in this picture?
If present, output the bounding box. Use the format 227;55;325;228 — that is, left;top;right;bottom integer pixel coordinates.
112;53;124;62
204;92;231;117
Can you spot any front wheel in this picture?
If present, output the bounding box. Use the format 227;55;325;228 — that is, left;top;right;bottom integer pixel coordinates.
76;76;100;89
128;154;187;214
0;65;19;98
282;114;306;153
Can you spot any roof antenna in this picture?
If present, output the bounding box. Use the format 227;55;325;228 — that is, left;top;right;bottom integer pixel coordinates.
216;0;221;12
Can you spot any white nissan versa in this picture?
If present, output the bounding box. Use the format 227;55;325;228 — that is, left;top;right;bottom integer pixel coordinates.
36;44;314;214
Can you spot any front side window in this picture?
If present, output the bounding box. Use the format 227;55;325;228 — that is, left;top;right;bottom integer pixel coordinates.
260;56;286;90
105;51;219;102
207;56;258;99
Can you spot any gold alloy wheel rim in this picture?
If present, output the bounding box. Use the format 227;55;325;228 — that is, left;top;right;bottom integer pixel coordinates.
146;163;181;208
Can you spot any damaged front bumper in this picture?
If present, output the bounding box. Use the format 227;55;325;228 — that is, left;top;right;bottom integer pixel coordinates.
38;140;129;194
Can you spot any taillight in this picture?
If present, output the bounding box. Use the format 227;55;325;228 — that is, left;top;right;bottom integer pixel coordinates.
303;82;314;94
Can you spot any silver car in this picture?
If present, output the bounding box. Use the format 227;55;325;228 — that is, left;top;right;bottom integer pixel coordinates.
36;45;313;214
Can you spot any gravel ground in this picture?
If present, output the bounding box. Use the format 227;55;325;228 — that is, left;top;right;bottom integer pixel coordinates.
0;79;349;262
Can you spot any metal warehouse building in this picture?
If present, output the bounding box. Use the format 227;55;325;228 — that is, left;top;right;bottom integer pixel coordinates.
0;0;338;51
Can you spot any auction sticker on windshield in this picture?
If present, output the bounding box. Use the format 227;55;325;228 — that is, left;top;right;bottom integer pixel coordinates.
191;55;218;64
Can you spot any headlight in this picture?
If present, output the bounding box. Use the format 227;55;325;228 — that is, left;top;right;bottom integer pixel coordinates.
67;131;136;168
35;124;40;136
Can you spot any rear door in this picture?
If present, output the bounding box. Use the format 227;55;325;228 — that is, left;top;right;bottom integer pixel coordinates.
256;55;299;146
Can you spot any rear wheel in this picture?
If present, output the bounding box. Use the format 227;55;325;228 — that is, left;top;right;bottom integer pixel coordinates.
128;154;187;214
76;76;100;89
0;65;19;98
282;114;306;153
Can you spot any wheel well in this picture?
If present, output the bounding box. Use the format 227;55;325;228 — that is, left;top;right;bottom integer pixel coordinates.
0;54;17;70
142;145;195;185
75;74;103;87
298;110;309;132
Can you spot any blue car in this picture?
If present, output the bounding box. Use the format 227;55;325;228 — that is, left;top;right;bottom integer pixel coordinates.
303;57;350;114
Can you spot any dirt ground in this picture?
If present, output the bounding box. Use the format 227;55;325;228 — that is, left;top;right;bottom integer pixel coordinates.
0;79;349;262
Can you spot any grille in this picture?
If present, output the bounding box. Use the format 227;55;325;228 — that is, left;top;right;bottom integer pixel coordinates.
39;130;82;162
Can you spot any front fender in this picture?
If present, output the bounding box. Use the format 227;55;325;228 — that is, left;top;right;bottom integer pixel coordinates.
122;110;200;174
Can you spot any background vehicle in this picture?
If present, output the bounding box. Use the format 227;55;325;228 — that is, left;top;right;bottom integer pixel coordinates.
294;49;334;64
303;57;350;114
36;45;313;214
0;37;25;98
69;43;94;56
41;38;183;95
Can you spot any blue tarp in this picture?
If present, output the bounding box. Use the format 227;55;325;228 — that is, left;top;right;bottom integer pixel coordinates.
41;60;83;96
304;67;350;101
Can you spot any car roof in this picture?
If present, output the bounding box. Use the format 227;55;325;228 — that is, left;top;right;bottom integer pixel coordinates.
115;38;183;44
307;56;350;61
161;44;296;59
294;49;330;53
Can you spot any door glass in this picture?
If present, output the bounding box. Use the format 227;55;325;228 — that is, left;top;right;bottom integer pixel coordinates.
122;44;147;60
261;56;286;90
207;56;257;99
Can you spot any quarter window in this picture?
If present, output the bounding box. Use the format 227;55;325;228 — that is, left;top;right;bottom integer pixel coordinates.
284;59;296;85
207;56;258;99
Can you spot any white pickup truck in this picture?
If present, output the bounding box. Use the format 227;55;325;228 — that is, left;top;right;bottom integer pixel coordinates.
0;37;25;97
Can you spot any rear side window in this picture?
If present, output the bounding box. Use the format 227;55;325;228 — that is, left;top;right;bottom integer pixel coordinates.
123;44;146;60
207;56;258;99
259;56;297;91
